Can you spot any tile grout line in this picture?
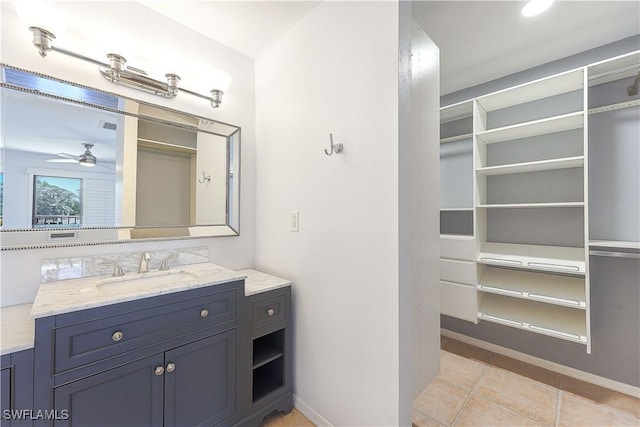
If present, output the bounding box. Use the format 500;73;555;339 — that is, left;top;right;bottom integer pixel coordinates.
414;410;446;427
561;390;640;424
555;389;563;427
443;339;640;425
468;356;559;425
449;362;489;426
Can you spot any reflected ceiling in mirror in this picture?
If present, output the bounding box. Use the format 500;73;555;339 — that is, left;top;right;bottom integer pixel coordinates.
0;65;240;249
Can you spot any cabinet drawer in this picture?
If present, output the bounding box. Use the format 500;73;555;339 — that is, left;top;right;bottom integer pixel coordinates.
54;289;237;374
440;281;477;323
440;236;476;260
439;259;475;285
252;294;286;331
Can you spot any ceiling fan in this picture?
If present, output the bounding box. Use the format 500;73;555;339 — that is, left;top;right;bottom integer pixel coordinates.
45;143;106;168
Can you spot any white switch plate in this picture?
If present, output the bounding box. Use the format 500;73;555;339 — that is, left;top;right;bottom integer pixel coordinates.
290;211;299;232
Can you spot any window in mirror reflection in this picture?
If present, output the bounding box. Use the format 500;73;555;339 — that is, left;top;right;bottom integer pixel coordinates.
33;175;82;228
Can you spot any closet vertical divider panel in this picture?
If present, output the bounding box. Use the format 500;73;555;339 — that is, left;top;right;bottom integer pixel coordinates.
582;67;592;354
473;99;488;316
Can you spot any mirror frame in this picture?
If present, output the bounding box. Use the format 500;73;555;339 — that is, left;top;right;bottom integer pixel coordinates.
0;64;241;250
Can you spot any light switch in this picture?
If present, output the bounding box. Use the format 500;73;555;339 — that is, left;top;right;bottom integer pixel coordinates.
290;211;299;232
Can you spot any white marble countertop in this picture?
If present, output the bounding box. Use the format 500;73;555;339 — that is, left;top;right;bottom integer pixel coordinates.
31;262;247;319
239;269;293;296
0;303;35;355
1;266;292;355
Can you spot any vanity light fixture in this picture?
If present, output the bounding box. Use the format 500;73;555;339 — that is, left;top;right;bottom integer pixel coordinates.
522;0;554;17
27;26;228;108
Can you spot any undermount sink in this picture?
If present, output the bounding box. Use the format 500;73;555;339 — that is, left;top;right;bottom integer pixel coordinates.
95;269;201;286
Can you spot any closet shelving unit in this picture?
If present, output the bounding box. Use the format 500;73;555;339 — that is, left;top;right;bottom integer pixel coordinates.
439;50;640;353
439;67;595;348
473;67;590;348
439;100;477;322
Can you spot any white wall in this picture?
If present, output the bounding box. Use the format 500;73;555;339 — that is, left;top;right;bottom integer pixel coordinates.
255;2;439;425
0;2;256;306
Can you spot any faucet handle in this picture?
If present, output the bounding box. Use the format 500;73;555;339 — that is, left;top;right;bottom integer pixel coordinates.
159;253;178;271
100;261;124;277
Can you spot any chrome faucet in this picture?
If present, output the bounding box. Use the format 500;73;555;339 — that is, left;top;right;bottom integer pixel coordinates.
159;252;178;271
100;260;124;277
138;252;151;273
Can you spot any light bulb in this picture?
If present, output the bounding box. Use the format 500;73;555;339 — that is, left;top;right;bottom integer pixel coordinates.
210;70;232;93
522;0;554;17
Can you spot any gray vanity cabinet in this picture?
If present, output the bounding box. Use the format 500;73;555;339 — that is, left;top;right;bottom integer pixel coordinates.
1;349;34;427
236;286;292;427
33;281;243;427
52;330;236;427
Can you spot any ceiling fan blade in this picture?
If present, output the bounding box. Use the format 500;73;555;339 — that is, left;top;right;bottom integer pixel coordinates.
56;153;80;160
44;158;78;163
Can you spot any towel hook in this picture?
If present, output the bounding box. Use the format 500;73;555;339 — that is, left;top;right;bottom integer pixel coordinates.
198;171;211;183
324;133;344;156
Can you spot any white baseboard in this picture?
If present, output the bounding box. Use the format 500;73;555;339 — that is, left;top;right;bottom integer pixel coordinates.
442;329;640;398
293;394;333;427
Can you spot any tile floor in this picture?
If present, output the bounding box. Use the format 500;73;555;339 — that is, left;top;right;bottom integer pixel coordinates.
414;336;640;427
261;408;315;427
261;336;640;427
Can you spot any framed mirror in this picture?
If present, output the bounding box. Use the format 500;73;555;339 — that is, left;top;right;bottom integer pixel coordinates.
0;64;240;249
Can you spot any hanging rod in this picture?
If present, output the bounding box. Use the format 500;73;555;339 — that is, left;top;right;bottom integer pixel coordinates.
589;250;640;259
589;99;640;114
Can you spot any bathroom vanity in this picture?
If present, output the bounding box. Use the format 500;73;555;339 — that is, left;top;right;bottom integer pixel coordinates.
0;265;292;427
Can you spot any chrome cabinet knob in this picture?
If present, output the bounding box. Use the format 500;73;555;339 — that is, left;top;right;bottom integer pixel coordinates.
200;309;209;318
154;366;164;376
112;331;124;342
267;308;275;316
166;363;176;373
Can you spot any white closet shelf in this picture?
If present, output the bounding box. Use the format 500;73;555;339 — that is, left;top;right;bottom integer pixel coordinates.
476;68;584;112
476;202;584;209
440;133;473;144
476;156;584;176
441;100;473;123
441;234;475;241
440;208;474;212
478;242;586;274
478;267;586;309
476;111;584;144
588;51;640;86
478;294;587;344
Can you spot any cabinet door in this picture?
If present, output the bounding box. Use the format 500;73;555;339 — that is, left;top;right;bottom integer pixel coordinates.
164;329;237;427
53;354;164;427
1;367;10;418
2;350;35;427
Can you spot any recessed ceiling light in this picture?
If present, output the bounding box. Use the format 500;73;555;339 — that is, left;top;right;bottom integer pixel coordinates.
522;0;554;17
